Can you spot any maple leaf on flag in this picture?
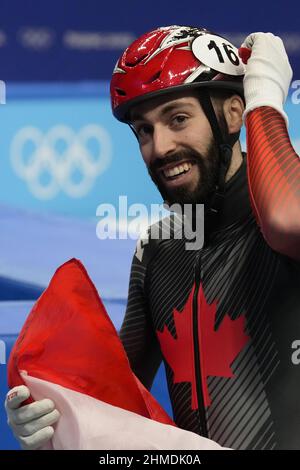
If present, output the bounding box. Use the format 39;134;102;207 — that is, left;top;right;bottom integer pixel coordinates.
157;283;249;409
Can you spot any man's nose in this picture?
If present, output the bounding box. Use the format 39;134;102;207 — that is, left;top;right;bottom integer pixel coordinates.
151;126;177;160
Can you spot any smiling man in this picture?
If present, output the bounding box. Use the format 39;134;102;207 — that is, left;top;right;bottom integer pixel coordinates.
111;26;300;449
5;26;300;450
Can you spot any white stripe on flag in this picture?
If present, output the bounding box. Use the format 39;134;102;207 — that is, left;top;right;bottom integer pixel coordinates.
21;372;227;450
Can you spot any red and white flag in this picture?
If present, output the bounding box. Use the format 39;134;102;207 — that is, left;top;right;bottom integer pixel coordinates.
8;259;225;450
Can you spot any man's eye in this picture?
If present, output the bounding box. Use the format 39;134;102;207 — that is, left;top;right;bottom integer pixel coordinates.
136;125;152;137
172;115;188;125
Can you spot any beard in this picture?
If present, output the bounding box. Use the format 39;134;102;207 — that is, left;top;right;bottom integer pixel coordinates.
147;137;220;207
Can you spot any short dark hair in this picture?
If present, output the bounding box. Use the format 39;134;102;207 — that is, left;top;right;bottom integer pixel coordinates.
209;88;244;107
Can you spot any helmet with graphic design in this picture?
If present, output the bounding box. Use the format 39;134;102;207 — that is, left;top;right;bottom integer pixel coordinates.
110;25;245;122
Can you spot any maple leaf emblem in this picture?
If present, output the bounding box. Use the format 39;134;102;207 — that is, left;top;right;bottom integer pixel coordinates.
156;283;249;408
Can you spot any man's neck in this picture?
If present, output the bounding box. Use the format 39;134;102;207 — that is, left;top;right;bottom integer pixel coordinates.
225;142;243;183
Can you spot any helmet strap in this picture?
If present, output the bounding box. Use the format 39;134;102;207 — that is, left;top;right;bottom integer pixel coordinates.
198;89;240;216
128;123;139;140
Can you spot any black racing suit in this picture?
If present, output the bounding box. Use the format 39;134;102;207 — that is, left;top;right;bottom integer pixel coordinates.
120;107;300;450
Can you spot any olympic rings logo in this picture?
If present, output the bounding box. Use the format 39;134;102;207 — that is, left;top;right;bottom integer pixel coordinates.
10;124;112;199
18;27;55;50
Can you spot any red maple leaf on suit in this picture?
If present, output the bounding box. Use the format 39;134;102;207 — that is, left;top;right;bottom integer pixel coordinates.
156;283;250;408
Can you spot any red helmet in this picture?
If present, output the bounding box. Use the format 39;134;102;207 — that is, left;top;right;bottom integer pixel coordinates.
111;25;245;122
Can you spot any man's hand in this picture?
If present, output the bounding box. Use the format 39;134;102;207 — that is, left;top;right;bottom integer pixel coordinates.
240;32;293;125
5;385;60;450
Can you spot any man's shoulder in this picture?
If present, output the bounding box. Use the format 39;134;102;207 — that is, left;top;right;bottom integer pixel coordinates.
134;213;184;266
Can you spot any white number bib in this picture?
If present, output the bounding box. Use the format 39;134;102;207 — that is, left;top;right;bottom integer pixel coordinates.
192;34;245;76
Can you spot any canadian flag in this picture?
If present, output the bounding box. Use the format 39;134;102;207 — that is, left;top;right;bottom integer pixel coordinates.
8;259;225;450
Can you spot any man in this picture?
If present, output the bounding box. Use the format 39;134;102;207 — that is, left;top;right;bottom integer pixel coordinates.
5;26;300;450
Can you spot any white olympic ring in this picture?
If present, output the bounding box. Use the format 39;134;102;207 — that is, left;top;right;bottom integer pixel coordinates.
10;124;112;199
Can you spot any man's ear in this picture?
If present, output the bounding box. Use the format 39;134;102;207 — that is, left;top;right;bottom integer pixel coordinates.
223;95;244;134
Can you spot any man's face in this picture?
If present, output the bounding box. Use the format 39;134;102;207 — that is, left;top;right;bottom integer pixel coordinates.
129;91;222;206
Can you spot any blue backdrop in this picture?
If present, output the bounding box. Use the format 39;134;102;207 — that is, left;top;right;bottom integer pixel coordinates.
0;0;299;81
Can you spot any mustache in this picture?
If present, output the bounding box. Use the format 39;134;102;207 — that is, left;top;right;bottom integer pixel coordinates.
149;149;201;172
